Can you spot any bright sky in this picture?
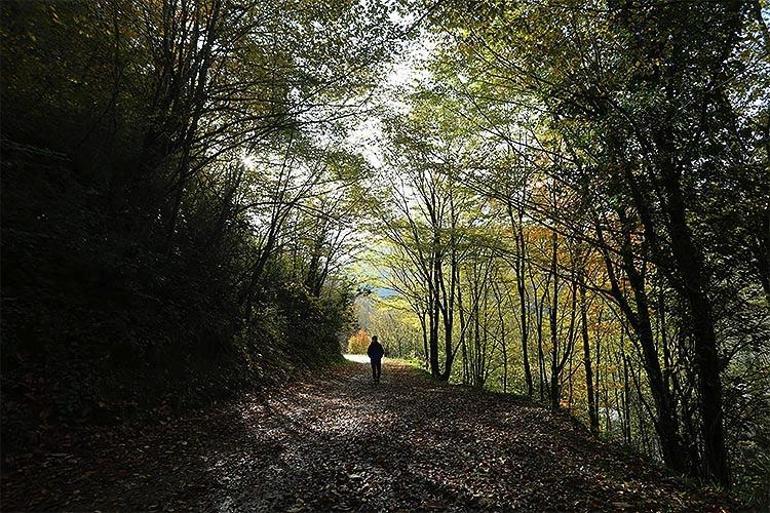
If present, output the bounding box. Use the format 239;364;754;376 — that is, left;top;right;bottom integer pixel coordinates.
345;33;437;170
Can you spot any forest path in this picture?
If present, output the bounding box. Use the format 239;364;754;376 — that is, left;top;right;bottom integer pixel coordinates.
2;358;729;512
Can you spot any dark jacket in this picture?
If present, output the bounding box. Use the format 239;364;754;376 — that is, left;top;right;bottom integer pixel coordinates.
367;341;384;361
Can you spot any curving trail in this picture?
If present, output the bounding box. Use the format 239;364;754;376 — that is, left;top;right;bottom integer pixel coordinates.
2;358;731;512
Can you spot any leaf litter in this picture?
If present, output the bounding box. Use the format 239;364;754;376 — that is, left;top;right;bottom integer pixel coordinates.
1;360;734;512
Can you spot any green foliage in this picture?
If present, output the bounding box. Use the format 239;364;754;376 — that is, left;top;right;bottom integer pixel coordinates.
355;0;770;500
3;0;768;504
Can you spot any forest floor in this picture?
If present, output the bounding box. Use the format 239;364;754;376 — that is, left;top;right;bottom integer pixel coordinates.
1;357;734;512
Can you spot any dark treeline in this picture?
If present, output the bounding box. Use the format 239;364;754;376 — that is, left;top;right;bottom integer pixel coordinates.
0;0;402;447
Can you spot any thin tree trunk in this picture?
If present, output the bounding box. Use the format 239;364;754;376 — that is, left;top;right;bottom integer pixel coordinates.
580;278;599;432
549;229;560;409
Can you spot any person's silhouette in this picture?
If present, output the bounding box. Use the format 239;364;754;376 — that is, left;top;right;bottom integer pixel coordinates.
367;335;385;383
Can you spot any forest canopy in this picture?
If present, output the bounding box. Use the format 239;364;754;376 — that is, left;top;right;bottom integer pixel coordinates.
1;0;769;507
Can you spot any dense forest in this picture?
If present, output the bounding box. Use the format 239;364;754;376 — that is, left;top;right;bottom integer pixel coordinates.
354;1;770;503
2;0;769;509
2;0;389;421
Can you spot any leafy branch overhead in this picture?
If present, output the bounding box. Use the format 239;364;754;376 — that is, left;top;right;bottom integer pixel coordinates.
1;0;768;510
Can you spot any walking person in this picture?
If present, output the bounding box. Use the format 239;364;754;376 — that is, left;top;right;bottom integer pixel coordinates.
367;335;385;383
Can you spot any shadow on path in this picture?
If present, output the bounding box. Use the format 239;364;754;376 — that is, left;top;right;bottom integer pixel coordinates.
1;357;731;512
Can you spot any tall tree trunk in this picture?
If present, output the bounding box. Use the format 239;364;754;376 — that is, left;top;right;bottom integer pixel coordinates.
429;251;441;378
517;223;533;396
510;200;533;396
657;153;729;485
598;215;691;475
549;229;561;409
621;341;633;444
580;279;599;432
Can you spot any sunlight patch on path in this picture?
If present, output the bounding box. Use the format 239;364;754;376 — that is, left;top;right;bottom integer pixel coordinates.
343;353;369;363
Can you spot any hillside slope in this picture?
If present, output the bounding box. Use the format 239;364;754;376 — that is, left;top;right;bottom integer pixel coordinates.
1;358;732;512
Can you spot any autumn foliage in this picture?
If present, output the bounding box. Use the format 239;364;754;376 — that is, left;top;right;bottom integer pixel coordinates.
347;329;371;354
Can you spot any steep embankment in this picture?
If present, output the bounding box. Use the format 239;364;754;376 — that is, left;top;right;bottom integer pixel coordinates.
1;358;732;512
